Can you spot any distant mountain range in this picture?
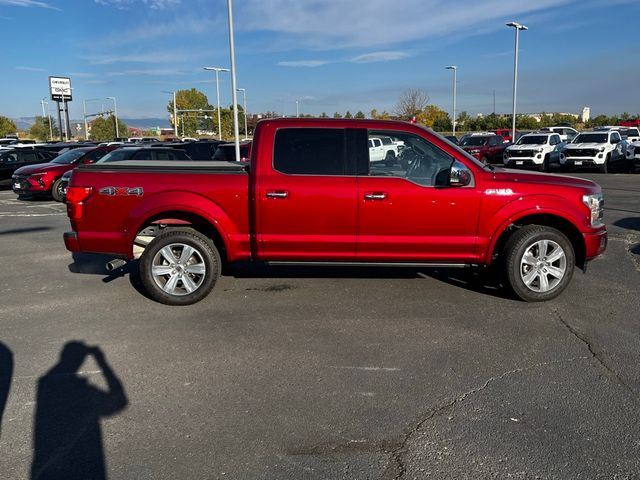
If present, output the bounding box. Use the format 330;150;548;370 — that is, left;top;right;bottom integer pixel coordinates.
11;117;170;131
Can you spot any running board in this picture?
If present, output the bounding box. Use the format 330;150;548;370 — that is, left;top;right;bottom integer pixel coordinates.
265;261;471;268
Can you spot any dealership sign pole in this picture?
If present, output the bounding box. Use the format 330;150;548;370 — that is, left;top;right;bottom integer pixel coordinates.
49;76;72;142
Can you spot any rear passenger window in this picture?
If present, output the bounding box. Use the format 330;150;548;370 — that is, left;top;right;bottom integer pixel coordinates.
274;128;345;175
22;152;39;163
135;150;153;160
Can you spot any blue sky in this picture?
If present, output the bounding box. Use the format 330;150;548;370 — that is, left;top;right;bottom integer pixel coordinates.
2;0;639;123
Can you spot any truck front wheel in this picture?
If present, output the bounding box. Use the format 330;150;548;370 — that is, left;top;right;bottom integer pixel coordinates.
503;225;575;302
140;229;221;305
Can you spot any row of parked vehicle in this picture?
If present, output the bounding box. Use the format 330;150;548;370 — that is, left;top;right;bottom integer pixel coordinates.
2;139;252;202
450;125;640;173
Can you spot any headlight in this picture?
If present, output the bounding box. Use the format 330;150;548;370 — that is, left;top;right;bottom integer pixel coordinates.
537;148;544;153
582;193;604;227
599;147;605;152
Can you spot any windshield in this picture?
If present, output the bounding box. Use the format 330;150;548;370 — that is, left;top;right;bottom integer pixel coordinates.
96;149;133;163
51;149;89;164
573;133;608;144
517;135;548;145
460;136;489;147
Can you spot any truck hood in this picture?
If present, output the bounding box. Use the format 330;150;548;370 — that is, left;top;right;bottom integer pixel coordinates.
507;144;544;151
13;162;71;176
564;143;605;149
490;168;599;191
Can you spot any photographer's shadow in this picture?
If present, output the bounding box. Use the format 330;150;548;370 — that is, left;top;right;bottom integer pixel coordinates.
31;342;128;480
0;342;13;439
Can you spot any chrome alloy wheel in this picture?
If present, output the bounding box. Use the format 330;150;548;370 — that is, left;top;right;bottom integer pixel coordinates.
150;243;207;296
519;239;567;293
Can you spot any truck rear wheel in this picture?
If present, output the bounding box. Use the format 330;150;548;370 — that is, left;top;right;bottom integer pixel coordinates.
140;229;220;305
503;225;574;302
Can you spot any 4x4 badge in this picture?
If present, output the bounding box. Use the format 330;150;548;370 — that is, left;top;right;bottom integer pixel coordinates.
99;186;144;197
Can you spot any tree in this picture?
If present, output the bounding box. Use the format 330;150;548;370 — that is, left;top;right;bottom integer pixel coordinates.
355;111;365;119
456;111;471;129
333;112;343;119
344;111;353;119
0;116;17;137
394;89;430;120
370;109;392;120
89;115;129;141
320;112;328;118
167;88;213;137
29;116;59;141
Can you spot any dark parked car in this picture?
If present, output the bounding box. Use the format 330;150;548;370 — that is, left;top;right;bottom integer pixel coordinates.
12;146;117;201
445;135;459;145
212;141;252;162
97;147;192;163
0;149;56;185
171;140;225;160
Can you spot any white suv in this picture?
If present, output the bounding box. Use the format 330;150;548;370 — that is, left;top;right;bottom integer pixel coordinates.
561;131;627;173
625;141;640;172
503;132;564;171
539;126;578;142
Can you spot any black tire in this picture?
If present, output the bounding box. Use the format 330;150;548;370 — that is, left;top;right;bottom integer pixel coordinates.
600;154;610;174
51;178;64;202
503;225;575;302
140;229;221;305
539;154;549;172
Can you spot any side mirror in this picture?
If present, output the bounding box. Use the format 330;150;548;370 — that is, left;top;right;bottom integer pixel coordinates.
450;160;472;187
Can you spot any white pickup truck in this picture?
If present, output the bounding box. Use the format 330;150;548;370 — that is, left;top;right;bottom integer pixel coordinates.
503;132;564;171
561;130;627;173
368;135;404;165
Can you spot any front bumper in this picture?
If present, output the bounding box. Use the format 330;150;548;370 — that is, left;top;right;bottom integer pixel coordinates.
584;229;607;260
12;175;48;194
503;157;542;167
560;155;604;168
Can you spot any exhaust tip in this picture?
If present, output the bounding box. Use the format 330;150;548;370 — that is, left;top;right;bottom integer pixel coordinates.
105;259;127;272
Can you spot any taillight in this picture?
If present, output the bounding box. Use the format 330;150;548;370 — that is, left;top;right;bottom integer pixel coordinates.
66;186;92;220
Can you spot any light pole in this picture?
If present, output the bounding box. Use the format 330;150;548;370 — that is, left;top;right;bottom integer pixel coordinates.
506;21;527;142
295;99;299;117
106;96;119;138
236;88;248;139
203;67;230;140
83;98;100;140
161;90;178;137
445;66;457;137
41;98;53;141
226;0;241;161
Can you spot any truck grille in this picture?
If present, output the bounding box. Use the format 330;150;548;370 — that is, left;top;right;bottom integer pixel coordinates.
508;150;535;157
566;149;598;157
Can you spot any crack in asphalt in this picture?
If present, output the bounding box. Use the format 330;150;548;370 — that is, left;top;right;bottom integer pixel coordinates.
382;356;589;480
551;308;639;398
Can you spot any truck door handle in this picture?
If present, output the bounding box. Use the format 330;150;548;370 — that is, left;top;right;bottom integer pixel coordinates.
364;192;387;201
266;190;288;199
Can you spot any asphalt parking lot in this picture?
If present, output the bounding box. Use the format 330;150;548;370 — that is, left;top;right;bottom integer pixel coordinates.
1;173;639;480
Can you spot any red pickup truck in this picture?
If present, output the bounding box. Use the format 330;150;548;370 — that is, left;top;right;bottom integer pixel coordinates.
64;118;607;305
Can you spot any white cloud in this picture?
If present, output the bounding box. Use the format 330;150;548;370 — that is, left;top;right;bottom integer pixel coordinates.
236;0;573;50
15;66;45;71
278;60;331;68
100;15;215;46
106;68;187;76
0;0;60;10
94;0;179;9
350;51;409;63
86;51;199;65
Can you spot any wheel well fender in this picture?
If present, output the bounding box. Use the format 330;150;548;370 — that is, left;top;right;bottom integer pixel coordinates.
488;212;586;270
125;191;239;260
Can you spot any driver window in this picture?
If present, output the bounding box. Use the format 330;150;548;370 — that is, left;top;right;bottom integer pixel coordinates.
368;130;455;187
